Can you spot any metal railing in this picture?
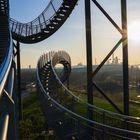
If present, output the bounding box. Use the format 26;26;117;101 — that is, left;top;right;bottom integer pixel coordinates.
10;0;78;43
0;32;18;140
0;0;18;139
37;51;140;139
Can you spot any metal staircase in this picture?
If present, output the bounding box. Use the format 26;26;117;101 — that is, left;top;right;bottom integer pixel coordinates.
0;0;140;139
37;51;88;139
37;51;140;140
10;0;78;43
0;1;79;139
0;0;18;140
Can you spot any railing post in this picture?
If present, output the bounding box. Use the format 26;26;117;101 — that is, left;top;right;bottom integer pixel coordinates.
102;112;105;140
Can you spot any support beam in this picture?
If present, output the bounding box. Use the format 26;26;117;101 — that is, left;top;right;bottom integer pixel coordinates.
16;41;22;120
121;0;129;115
92;82;123;114
92;0;122;34
85;0;93;115
85;0;93;139
92;38;123;77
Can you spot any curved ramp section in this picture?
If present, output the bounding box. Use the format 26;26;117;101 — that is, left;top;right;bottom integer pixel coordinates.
37;51;140;140
10;0;78;44
0;0;9;64
0;0;18;139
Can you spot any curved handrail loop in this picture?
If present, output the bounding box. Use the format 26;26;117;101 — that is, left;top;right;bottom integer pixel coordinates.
0;30;13;98
0;1;17;139
10;0;78;43
37;51;140;139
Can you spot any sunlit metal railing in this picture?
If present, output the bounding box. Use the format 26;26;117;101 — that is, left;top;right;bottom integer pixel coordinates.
1;0;79;139
0;32;18;140
0;34;18;140
0;0;18;140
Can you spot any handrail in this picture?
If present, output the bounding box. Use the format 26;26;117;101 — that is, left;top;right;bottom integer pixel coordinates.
0;32;13;98
10;0;78;43
37;64;140;138
0;114;9;140
0;1;17;139
49;53;140;122
37;51;140;139
37;51;140;129
9;0;63;34
10;0;59;24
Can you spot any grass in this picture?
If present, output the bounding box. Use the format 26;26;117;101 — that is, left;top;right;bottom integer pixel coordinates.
70;89;140;131
130;89;140;101
71;89;140;117
94;97;140;117
20;89;140;139
20;92;58;140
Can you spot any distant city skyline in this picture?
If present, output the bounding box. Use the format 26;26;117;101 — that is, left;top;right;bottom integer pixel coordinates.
10;0;140;68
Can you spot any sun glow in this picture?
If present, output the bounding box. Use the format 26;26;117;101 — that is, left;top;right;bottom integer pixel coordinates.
128;21;140;42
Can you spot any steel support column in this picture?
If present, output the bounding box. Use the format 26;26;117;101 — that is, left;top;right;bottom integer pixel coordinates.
16;41;22;120
121;0;129;115
85;0;93;139
85;0;93;117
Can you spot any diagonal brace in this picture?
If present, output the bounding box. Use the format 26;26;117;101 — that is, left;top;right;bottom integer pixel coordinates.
92;38;123;77
92;0;123;34
92;82;123;114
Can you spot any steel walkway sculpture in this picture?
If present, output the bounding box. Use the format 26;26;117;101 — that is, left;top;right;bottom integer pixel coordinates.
37;51;140;140
10;0;78;43
0;0;140;140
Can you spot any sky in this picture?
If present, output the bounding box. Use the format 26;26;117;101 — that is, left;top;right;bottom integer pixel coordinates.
10;0;140;68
